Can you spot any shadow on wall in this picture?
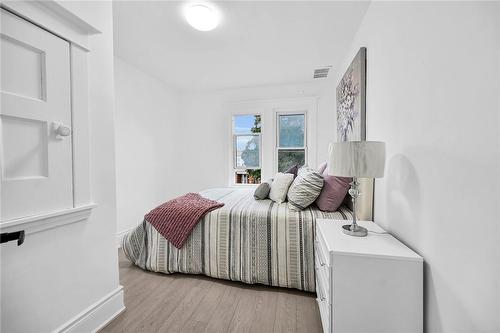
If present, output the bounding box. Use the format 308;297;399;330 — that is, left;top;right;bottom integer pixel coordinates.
424;259;484;333
384;154;429;327
384;154;422;246
383;151;495;332
383;154;477;333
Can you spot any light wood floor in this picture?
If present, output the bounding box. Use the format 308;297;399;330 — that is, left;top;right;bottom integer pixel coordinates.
100;250;323;333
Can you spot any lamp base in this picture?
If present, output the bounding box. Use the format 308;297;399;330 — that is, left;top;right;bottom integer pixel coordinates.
342;224;368;237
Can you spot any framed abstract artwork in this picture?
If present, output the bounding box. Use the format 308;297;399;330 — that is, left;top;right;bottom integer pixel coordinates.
335;47;373;221
336;47;366;142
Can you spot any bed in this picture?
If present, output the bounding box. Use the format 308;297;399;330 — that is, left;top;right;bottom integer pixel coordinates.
122;187;353;292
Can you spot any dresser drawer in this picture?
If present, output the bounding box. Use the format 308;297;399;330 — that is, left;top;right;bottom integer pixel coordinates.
316;282;330;333
315;219;423;333
315;248;330;305
315;241;329;277
316;267;330;301
316;224;331;267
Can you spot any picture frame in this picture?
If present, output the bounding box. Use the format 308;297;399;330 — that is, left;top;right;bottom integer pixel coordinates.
336;47;367;142
336;47;373;221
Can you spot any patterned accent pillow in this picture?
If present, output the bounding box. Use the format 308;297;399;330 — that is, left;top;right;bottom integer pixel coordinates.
287;167;324;211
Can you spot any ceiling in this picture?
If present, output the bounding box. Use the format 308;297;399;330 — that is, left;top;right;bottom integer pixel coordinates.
113;1;369;92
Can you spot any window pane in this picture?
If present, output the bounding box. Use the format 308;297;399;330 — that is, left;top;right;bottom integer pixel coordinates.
235;135;260;168
279;114;305;147
278;149;305;172
233;115;261;134
234;169;261;184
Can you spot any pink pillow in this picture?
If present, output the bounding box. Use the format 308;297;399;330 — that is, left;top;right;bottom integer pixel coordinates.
317;161;327;175
315;171;352;212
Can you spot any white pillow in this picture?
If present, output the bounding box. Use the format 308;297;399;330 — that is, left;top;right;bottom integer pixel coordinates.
269;173;294;203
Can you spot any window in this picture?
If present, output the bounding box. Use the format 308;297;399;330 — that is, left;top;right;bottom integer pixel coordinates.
277;113;306;172
232;115;261;184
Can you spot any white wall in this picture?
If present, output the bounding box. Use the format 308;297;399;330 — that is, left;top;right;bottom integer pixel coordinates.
114;57;182;237
331;2;500;332
176;81;334;194
110;2;500;332
1;2;122;332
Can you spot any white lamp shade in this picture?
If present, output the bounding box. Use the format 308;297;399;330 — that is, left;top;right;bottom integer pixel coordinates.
329;141;385;178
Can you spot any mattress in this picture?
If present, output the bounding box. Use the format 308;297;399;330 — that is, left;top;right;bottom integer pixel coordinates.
122;187;352;292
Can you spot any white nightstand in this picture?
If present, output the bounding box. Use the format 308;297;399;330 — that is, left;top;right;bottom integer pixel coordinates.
315;219;423;333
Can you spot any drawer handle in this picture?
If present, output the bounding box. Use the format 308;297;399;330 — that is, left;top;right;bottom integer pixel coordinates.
317;286;327;301
315;242;327;267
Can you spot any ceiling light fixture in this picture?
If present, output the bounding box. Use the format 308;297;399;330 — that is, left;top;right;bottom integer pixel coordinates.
185;3;219;31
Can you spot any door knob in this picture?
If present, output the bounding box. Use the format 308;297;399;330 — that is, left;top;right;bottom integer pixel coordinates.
53;122;71;138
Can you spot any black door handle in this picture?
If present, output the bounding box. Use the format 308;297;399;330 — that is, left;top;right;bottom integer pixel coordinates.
0;231;25;246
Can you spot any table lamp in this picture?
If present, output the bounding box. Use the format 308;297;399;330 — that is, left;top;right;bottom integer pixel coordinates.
329;141;385;237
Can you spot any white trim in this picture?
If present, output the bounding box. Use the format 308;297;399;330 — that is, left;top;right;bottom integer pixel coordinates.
272;101;318;175
116;226;135;248
92;306;125;333
333;251;424;262
228;184;259;188
0;204;96;234
230;113;263;185
275;111;308;174
224;96;318;108
37;1;100;34
70;44;92;206
53;286;125;333
0;4;95;227
1;1;101;51
225;97;318;184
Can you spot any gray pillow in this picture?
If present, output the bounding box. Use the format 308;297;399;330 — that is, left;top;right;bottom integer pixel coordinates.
254;180;272;200
284;164;299;178
287;167;324;211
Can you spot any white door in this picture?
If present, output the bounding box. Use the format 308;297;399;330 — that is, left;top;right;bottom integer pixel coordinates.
0;9;73;221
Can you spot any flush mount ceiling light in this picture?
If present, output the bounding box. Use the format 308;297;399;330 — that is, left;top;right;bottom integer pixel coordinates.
185;3;219;31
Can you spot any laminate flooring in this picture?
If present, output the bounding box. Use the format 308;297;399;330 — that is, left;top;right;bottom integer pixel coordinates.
100;250;323;333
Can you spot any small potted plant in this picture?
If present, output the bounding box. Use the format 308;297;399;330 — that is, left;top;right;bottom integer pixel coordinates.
246;169;261;184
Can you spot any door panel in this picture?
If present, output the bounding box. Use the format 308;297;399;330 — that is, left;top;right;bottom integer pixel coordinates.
1;34;45;100
1;9;73;221
2;115;48;179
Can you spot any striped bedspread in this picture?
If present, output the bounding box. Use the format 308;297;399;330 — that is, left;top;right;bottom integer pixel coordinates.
122;187;352;292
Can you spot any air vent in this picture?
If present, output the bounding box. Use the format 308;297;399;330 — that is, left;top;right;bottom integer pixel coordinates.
313;66;332;79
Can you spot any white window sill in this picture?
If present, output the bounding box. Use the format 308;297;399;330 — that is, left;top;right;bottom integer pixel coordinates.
0;203;96;235
229;184;259;188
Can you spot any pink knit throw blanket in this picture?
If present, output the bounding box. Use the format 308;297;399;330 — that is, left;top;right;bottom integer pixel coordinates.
144;193;224;249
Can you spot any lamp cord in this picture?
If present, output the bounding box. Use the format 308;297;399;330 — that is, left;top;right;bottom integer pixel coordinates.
368;230;388;234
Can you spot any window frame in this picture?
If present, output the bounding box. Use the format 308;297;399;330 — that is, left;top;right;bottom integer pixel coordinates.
233;133;262;170
230;113;262;185
275;111;308;173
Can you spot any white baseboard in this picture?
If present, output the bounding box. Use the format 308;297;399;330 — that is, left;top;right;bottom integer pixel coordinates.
116;227;135;248
54;286;125;333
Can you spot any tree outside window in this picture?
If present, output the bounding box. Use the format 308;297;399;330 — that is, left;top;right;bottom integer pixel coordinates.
233;115;261;184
